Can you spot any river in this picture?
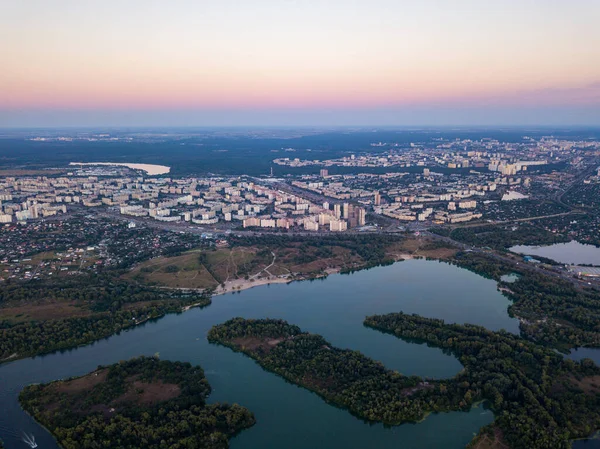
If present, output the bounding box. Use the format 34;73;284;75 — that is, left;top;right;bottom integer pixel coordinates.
0;259;522;449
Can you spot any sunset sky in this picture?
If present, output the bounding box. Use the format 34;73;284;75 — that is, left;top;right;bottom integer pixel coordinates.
1;0;599;126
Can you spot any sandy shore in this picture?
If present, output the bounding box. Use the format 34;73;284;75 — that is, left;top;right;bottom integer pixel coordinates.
214;275;292;296
180;276;292;312
182;256;413;309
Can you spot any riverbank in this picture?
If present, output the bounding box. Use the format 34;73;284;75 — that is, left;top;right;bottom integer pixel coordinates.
210;254;413;298
0;258;518;449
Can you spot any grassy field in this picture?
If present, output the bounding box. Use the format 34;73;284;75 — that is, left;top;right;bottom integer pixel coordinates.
389;239;458;260
0;301;93;323
124;248;261;289
125;252;220;289
122;236;459;291
468;426;509;449
125;244;366;289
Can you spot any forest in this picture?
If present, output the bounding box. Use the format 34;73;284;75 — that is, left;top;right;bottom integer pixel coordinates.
450;251;600;349
208;318;471;425
19;357;255;449
431;223;569;250
0;276;212;361
365;312;600;449
210;316;600;449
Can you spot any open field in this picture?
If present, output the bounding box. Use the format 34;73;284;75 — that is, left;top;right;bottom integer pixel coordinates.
124;242;377;290
123;236;457;293
569;375;600;395
124;248;259;289
469;427;509;449
386;238;459;260
125;252;219;289
28;366;182;418
0;301;92;322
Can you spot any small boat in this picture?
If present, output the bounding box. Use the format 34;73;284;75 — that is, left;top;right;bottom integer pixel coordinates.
22;431;38;448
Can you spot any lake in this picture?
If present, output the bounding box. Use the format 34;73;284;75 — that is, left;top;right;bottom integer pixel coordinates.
510;241;600;265
0;259;521;449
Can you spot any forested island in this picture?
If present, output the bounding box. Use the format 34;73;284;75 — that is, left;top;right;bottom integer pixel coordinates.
208;318;471;424
19;357;255;449
366;313;600;449
209;317;600;449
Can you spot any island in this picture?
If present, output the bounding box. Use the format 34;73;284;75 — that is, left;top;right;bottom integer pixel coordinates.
209;317;600;449
19;357;255;449
208;318;471;424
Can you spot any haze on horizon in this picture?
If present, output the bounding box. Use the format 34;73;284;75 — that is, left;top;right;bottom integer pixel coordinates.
1;0;599;127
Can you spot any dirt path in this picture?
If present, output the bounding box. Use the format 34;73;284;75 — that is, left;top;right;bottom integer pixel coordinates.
250;252;276;280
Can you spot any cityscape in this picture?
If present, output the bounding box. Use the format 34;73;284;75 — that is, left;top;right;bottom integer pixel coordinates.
1;1;600;449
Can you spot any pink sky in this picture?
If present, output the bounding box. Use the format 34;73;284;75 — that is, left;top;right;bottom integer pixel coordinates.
1;0;599;125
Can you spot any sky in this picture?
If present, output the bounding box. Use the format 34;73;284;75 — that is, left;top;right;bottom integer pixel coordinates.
1;0;599;127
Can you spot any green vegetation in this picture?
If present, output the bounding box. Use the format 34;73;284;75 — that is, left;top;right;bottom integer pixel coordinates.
230;234;403;272
19;357;255;449
365;312;600;449
450;252;600;349
432;223;568;251
0;234;413;363
0;277;212;361
208;318;469;425
126;250;224;289
210;316;600;448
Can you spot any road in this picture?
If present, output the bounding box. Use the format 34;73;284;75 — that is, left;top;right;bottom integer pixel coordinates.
553;157;600;208
87;206;597;291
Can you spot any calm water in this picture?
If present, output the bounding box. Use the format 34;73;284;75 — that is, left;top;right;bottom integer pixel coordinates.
510;241;600;265
0;259;521;449
568;347;600;366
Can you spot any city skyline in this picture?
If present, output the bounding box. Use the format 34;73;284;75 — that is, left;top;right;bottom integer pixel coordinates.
1;0;599;126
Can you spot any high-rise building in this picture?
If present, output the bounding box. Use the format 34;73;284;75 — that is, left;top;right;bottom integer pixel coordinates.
318;213;332;226
346;205;366;228
329;219;347;232
358;207;366;226
374;191;381;206
303;219;319;231
334;204;341;218
320;169;329;177
423;168;430;176
342;202;350;219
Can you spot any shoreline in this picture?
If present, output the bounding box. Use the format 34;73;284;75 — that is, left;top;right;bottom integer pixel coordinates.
189;255;416;302
213;276;293;297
